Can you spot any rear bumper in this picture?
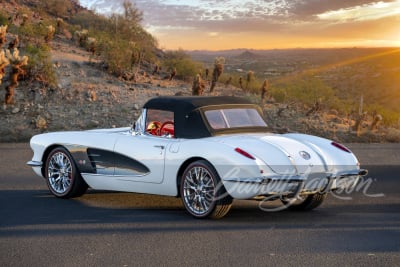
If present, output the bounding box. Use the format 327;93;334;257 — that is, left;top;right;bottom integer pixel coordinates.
223;169;368;199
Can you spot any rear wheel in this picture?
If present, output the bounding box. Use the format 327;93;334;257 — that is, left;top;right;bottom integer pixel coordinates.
180;160;232;219
45;147;88;198
281;193;327;211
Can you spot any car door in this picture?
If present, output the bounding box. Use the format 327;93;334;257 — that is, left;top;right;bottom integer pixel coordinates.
113;134;174;184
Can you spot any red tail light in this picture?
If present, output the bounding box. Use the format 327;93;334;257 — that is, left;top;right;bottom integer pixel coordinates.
235;148;256;160
331;142;351;153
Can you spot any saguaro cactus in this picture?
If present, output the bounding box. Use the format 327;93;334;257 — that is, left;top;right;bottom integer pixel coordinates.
4;49;29;104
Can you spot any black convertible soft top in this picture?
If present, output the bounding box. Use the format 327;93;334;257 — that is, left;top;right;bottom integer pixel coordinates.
143;96;267;138
143;96;253;113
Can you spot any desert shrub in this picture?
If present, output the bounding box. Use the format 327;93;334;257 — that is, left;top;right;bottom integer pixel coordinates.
162;49;203;80
37;0;73;18
385;128;400;142
270;87;286;103
0;12;9;26
25;43;57;86
365;104;400;127
14;19;47;41
70;10;110;32
96;35;136;75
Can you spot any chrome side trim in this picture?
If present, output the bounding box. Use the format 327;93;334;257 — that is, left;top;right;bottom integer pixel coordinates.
27;161;42;167
223;175;305;184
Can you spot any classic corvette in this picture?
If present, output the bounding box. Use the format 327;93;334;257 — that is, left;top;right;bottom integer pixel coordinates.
27;96;367;218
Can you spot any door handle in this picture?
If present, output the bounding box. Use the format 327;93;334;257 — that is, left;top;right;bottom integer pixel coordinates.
154;145;165;149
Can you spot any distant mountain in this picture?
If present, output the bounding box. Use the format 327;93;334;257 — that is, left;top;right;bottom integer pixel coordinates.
234;50;262;60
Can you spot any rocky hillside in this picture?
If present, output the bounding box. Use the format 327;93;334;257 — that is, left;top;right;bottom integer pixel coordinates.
1;1;399;143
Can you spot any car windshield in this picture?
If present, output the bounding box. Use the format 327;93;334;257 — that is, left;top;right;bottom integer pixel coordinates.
204;108;267;130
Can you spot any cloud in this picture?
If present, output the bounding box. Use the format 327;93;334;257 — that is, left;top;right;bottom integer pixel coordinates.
80;0;400;49
316;1;400;22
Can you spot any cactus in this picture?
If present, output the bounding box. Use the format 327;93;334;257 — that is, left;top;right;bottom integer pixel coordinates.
45;25;55;43
0;25;7;46
0;50;10;84
56;18;65;32
246;70;254;89
370;114;383;131
74;29;89;46
86;37;96;55
210;57;225;93
238;76;243;90
260;79;269;101
4;49;29;104
169;68;176;81
192;74;205;96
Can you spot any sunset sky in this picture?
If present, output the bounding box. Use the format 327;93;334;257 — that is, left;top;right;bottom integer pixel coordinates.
82;0;400;50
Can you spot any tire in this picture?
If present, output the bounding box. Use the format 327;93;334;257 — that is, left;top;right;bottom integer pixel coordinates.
282;193;327;211
180;160;232;219
45;147;88;198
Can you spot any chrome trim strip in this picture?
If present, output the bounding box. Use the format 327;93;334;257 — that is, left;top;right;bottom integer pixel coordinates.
27;161;42;167
223;175;305;184
223;169;368;185
81;173;148;178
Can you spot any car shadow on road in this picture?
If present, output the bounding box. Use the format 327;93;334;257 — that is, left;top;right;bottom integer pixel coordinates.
1;188;399;238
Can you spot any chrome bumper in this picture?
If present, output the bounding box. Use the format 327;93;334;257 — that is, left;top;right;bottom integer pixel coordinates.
223;169;368;184
223;169;368;197
27;161;43;167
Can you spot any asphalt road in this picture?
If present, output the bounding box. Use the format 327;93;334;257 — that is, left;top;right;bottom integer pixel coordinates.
0;143;399;266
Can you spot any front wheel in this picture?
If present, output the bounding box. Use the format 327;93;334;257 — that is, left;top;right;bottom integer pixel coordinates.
45;147;88;198
281;193;327;211
180;160;232;219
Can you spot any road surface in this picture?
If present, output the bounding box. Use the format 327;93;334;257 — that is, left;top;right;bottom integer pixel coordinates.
0;143;399;266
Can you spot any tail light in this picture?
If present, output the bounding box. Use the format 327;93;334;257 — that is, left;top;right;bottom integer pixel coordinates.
331;142;351;153
235;147;256;160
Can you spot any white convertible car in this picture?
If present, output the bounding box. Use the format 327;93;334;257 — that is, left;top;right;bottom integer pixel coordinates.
28;96;367;218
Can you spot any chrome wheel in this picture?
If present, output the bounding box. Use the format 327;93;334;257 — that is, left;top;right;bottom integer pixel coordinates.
182;165;215;216
47;151;73;194
180;160;232;219
45;147;88;198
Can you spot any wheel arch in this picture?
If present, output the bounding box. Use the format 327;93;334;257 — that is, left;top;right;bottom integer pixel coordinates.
40;144;68;177
176;156;211;197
